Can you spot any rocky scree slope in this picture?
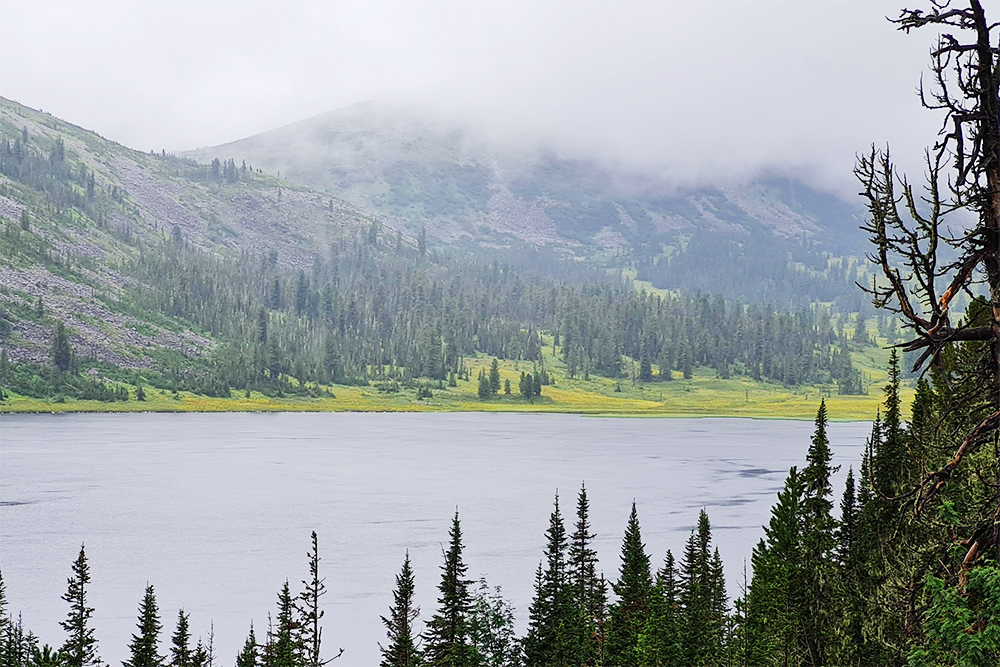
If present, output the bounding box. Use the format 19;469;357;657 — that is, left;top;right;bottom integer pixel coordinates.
0;97;394;370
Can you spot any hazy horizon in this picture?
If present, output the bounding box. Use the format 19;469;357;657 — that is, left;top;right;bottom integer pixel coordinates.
1;1;947;196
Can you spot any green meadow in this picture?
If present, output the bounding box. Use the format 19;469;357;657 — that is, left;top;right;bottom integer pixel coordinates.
1;336;905;421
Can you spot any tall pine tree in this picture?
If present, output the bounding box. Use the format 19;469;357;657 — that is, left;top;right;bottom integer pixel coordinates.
424;512;474;667
522;493;574;666
380;553;422;667
124;585;164;667
606;502;653;666
170;611;191;667
799;401;839;664
567;483;605;664
60;545;99;667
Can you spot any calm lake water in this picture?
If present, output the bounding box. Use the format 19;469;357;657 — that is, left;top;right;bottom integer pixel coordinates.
1;413;870;665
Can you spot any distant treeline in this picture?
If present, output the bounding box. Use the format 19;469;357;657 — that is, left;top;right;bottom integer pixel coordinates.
635;232;873;312
0;224;871;400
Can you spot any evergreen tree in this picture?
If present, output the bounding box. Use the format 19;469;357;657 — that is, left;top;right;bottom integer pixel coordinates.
380;553;422;667
257;307;269;344
32;645;65;667
799;401;838;665
638;551;681;667
567;484;604;664
835;468;857;568
679;510;726;666
522;564;547;667
60;545;99;667
190;637;208;667
235;626;258;667
477;370;490;400
833;468;866;666
51;321;72;374
488;360;500;395
269;582;301;667
295;271;309;317
424;512;474;667
124;585;163;667
855;355;918;664
606;502;653;666
522;493;573;666
519;373;533;400
169;611;191;667
0;568;8;649
3;613;38;667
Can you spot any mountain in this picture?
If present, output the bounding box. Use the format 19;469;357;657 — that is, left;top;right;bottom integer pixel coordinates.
0;97;386;368
184;100;867;254
0;96;887;412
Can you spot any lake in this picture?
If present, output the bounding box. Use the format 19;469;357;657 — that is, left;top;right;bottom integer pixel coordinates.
1;412;871;665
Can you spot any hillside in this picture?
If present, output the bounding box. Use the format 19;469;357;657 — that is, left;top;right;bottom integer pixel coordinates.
184;101;875;309
0;97;899;417
185;100;867;254
0;97;389;369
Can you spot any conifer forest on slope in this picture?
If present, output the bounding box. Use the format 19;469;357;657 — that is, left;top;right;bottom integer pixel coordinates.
0;41;891;416
3;0;1000;665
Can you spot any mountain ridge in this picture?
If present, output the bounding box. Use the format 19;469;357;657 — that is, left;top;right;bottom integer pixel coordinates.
183;99;867;254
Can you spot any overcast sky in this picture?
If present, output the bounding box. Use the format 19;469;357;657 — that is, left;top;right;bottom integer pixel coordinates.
1;0;946;194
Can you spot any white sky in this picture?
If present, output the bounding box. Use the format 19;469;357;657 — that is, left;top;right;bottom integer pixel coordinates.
0;0;948;194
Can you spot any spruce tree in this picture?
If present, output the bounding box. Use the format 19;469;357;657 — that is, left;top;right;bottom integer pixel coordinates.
235;625;258;667
606;502;653;666
799;401;838;665
836;468;857;566
488;359;500;395
124;585;163;667
638;551;681;667
380;553;422;667
0;569;8;650
51;321;72;374
833;468;867;666
190;638;208;667
679;510;726;665
33;645;65;667
424;512;474;667
4;613;38;667
522;564;547;666
170;611;191;667
855;356;920;663
477;371;490;400
747;466;805;665
567;484;604;664
60;545;99;667
522;493;573;666
270;582;301;667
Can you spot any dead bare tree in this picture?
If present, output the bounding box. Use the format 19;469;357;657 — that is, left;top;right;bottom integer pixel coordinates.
855;0;999;566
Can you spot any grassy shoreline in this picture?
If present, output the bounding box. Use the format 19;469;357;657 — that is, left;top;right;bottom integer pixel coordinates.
0;352;908;421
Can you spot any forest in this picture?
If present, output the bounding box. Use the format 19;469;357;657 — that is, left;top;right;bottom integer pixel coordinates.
0;160;871;403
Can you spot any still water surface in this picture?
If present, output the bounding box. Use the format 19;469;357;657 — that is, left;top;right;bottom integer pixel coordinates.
1;413;870;665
